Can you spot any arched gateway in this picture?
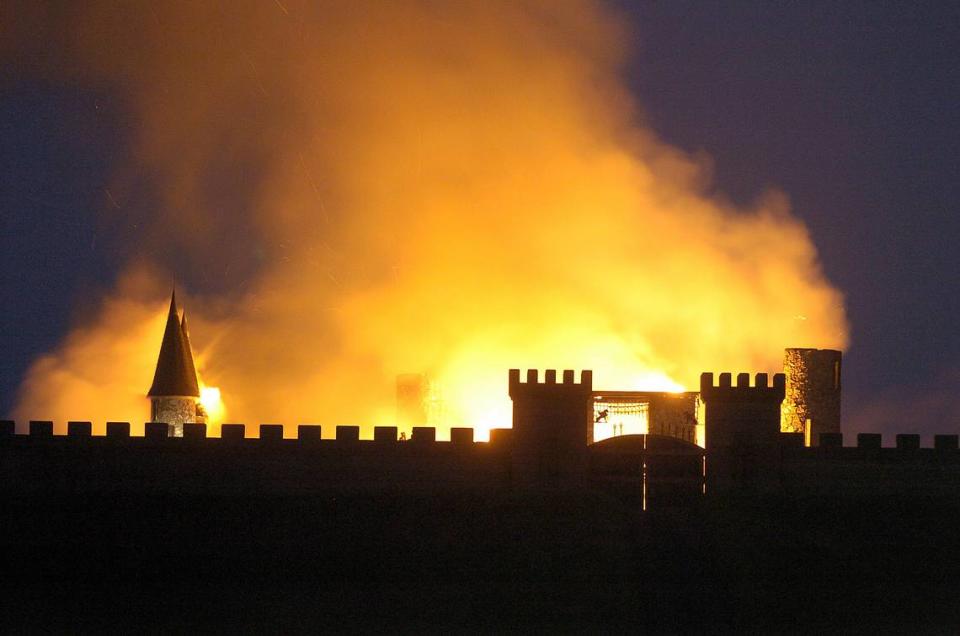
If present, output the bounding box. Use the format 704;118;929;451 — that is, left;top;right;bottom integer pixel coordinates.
589;434;704;510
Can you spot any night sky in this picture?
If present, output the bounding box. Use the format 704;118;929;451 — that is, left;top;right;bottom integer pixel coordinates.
2;3;959;437
620;2;960;437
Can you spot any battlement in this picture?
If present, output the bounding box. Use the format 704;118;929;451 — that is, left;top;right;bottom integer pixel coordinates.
508;369;593;398
3;415;959;506
0;419;511;447
508;369;594;487
784;432;960;452
0;419;519;500
699;372;786;402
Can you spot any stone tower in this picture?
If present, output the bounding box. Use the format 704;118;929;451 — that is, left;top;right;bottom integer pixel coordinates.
147;290;202;437
700;372;785;451
781;348;842;446
700;372;786;491
509;369;593;489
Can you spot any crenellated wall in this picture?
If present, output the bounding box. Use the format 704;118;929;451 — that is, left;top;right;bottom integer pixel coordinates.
780;431;960;497
0;420;513;497
509;369;593;488
2;366;958;502
700;371;785;451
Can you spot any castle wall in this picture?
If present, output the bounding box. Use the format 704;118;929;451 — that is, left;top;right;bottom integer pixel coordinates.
779;439;960;497
782;348;842;443
6;423;960;632
0;424;512;497
2;420;960;503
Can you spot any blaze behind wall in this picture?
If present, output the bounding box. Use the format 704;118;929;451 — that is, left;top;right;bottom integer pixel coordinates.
6;1;848;437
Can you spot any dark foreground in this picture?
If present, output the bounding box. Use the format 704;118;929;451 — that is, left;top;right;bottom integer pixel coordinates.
2;490;958;632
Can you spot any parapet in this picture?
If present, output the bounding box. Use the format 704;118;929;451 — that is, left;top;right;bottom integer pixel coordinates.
29;421;54;437
935;435;959;451
787;432;960;453
374;426;397;442
298;425;322;441
106;422;130;437
0;420;496;447
183;423;206;440
0;420;515;499
67;421;92;437
260;424;284;441
222;423;246;440
508;369;593;398
699;372;785;403
411;427;436;442
145;422;171;439
337;426;360;442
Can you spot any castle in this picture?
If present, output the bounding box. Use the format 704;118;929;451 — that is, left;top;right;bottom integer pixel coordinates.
1;292;957;507
2;368;958;508
5;297;960;629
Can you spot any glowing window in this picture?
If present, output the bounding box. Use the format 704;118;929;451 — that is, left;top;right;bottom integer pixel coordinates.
592;400;649;442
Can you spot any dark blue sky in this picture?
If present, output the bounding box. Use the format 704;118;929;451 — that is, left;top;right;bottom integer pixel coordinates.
1;85;126;413
620;2;960;435
2;2;959;435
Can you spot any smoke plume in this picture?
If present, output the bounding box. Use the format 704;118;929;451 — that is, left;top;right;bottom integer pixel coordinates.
7;1;847;437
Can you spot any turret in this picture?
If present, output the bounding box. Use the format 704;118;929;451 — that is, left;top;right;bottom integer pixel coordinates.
700;372;785;491
700;372;785;451
147;290;202;437
781;348;842;446
509;369;593;488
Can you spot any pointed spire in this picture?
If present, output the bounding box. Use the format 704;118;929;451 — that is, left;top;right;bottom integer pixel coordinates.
147;289;200;397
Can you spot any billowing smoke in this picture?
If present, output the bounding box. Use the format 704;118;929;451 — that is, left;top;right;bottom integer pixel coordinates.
7;1;847;437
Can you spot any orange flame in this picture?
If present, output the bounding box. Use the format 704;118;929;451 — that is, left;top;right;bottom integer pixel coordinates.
9;2;847;439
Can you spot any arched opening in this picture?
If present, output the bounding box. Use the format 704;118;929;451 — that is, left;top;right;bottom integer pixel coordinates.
591;391;701;445
589;434;704;510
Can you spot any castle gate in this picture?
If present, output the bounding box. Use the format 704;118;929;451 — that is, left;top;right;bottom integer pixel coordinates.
588;434;704;510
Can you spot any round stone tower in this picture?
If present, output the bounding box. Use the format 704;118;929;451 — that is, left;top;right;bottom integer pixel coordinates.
781;348;842;445
147;290;202;437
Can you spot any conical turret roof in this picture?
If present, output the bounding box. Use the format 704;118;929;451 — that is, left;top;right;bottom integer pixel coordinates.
179;311;200;392
147;290;200;397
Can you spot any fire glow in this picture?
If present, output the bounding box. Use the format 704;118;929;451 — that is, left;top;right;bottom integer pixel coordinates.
9;1;847;438
199;385;224;427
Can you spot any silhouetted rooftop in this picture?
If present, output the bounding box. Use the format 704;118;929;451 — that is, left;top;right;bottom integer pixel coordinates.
179;311;199;395
147;290;200;398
